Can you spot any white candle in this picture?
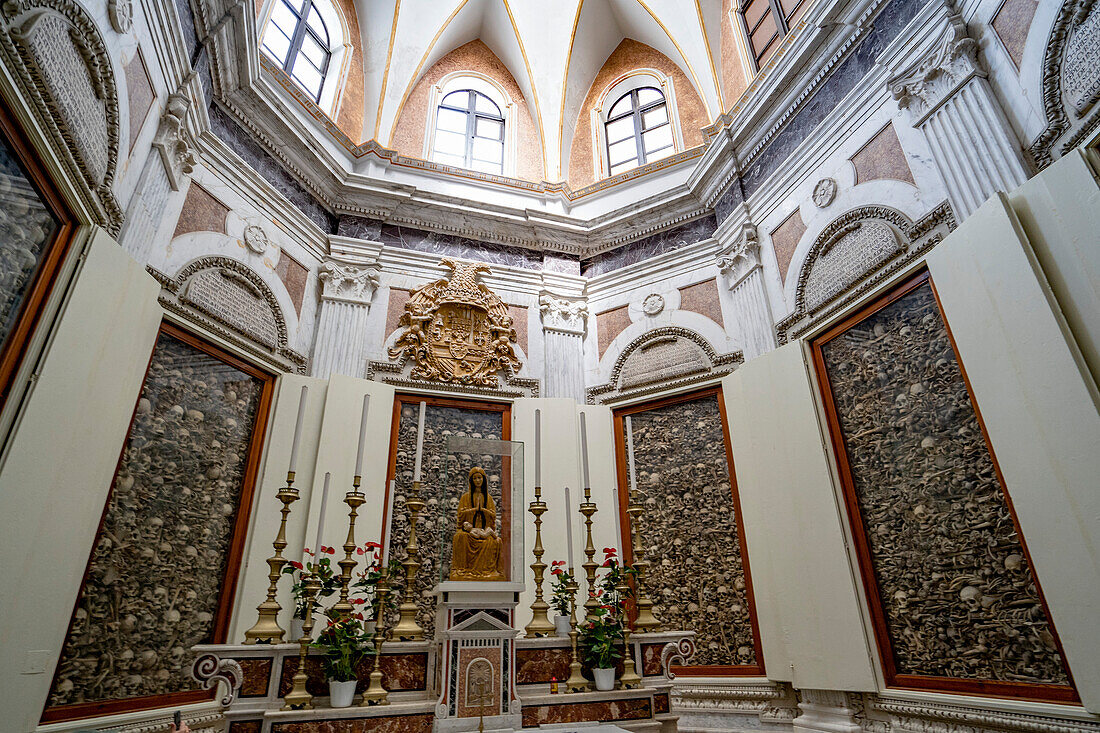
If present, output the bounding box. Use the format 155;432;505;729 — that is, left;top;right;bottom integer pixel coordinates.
382;479;397;566
314;472;331;560
354;393;371;477
564;485;575;570
534;409;541;487
412;401;427;482
625;416;638;493
579;412;591;488
287;385;309;473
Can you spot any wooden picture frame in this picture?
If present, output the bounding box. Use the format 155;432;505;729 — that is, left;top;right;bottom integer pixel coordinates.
810;268;1077;703
41;321;277;722
612;386;765;676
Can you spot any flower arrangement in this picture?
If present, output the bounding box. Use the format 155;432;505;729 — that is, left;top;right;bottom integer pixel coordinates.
282;546;339;619
351;542;402;622
312;613;370;683
549;560;575;617
579;548;636;672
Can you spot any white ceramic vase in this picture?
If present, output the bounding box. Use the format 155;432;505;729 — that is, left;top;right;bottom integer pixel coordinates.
554;615;571;637
329;679;357;708
592;667;616;691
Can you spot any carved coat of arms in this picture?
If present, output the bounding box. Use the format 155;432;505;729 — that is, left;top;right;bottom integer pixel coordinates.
388;258;522;386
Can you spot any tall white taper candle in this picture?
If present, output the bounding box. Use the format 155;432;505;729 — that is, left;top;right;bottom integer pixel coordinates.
354;393;370;477
412;401;427;482
625;416;638;493
534;409;541;487
313;472;331;557
564;485;575;570
287;385;309;473
382;479;397;566
579;412;591;488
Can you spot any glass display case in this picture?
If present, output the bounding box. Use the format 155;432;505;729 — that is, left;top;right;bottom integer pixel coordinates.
436;436;524;586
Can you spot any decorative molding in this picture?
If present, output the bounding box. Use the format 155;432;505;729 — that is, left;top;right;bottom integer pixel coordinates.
242;224;269;255
191;652;243;706
538;291;587;336
77;711;224;732
586;326;742;405
150;258;307;373
887;9;983;126
107;0;132;33
717;222;761;289
641;293;665;316
318;257;380;306
867;693;1100;733
776;201;956;343
0;0;123;233
812;178;838;208
152;90;197;191
660;636;697;680
366;350;538;399
1029;0;1100;168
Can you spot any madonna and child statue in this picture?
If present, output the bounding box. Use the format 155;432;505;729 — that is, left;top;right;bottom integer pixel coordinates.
449;467;505;581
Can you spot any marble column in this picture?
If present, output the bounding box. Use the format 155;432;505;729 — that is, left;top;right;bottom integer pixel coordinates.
888;8;1028;220
538;292;588;402
718;222;776;362
792;690;863;733
118;90;197;262
310;258;380;378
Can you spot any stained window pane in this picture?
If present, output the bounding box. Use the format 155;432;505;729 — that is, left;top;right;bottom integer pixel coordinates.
472;138;503;164
608;138;637;166
434;130;465;158
474;92;501;116
0;137;59;348
642;105;668;130
642;126;673;155
306;6;329;46
636;87;663;106
442;91;469;110
436;108;467;134
475;117;502;140
608;93;633;120
299;33;327;68
605;115;635;144
261;30;292;66
610;159;638;175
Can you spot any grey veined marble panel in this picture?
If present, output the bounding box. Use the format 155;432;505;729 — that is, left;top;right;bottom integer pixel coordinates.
582;214;717;277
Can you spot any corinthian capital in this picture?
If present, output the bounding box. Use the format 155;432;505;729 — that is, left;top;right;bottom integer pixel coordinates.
152;91;198;190
539;292;588;336
717;223;761;288
887;9;982;125
319;258;380;306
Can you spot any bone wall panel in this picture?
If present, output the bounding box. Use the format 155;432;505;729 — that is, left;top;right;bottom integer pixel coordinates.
46;332;267;711
817;280;1069;685
626;394;756;667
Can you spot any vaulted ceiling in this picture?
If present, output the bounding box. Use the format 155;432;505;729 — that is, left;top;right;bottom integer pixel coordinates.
349;0;727;181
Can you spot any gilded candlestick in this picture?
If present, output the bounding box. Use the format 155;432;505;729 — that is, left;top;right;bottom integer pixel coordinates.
626;490;660;630
579;487;599;625
330;476;365;618
524;485;555;637
244;472;299;644
282;573;320;709
392;479;426;640
616;578;642;689
564;570;588;692
361;568;392;705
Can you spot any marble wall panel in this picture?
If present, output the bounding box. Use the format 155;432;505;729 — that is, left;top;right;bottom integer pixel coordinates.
596;305;630;360
678;278;723;326
274;249;309;315
627;394;757;667
385;288;411;340
851;123;915;186
992;0;1039;69
507;304;529;354
522;697;652;728
271;713;435;733
581;214;717;277
817;280;1070;685
377;223;543;271
770;208;806;284
124;48;155;152
172;182;229;239
46;331;268;711
387;402;506;638
277;652;429;695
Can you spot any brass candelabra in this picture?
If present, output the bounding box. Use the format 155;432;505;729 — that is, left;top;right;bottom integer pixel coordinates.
244;471;299;643
563;570;588;693
616;578;642;689
579;487;599;624
626;490;660;630
361;567;392;705
524;485;555;637
392;479;426;640
282;573;320;709
330;476;365;618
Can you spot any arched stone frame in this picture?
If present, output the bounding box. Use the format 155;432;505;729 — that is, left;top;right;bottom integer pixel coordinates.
775;201;956;343
257;0;352;117
0;0;123;233
423;71;519;178
1028;0;1100;168
591;68;684;180
586;326;742;405
150;256;308;373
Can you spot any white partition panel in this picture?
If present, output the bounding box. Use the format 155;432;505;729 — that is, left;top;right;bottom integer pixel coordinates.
722;345;877;691
0;229;163;732
926;193;1100;712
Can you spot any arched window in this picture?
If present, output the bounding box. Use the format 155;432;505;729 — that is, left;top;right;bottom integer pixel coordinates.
737;0;808;68
604;87;674;176
261;0;333;103
431;89;506;174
